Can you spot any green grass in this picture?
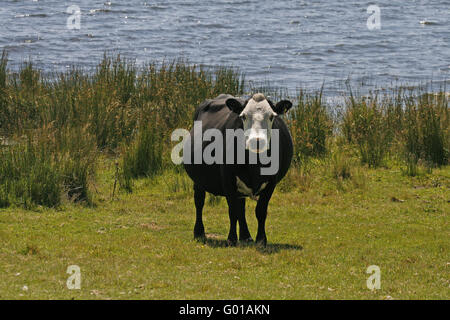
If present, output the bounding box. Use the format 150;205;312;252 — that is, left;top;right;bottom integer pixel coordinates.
0;52;448;299
0;158;448;300
0;126;97;208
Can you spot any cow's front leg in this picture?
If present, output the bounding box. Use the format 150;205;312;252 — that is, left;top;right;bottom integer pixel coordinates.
193;185;206;242
255;184;275;247
236;198;253;243
225;196;239;246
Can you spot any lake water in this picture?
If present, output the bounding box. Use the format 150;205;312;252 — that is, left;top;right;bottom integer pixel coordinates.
0;0;449;95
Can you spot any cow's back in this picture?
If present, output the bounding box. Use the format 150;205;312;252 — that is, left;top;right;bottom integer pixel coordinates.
184;94;242;195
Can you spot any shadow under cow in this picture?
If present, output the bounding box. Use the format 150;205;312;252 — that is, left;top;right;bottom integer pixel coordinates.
202;235;303;254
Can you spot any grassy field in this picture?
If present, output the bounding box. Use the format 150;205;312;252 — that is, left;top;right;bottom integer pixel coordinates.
0;157;448;300
0;52;448;299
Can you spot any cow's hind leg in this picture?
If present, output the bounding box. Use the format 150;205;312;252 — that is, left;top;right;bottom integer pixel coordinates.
193;184;206;242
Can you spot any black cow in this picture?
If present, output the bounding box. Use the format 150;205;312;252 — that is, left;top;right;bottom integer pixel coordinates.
183;93;293;246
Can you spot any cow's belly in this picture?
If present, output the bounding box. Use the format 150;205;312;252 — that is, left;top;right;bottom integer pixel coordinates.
184;162;224;195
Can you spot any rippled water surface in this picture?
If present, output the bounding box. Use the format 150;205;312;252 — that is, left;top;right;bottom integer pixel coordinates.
0;0;449;93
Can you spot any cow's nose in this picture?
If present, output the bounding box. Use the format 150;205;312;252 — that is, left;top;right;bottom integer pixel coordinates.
248;138;267;153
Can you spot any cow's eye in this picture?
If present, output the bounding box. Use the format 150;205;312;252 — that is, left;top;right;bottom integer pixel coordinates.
269;114;276;121
240;114;246;121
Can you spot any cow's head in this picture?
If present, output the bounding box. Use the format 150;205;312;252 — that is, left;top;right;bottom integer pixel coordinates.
226;93;292;153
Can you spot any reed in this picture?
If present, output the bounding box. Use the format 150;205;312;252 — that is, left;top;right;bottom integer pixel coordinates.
342;91;394;167
0;50;448;206
287;89;333;165
0;125;96;208
403;91;449;167
120;122;164;193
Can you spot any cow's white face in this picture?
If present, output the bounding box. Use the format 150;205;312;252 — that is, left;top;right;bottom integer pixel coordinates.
226;93;293;154
239;94;277;153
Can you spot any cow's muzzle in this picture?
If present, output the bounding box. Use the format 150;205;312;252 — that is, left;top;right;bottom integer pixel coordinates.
247;137;268;153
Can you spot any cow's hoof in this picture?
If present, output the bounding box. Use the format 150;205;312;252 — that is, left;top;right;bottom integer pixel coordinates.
240;237;254;244
227;239;237;247
256;238;267;247
194;233;206;243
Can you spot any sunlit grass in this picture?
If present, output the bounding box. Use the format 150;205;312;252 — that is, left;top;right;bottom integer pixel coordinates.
0;52;448;299
0;158;448;299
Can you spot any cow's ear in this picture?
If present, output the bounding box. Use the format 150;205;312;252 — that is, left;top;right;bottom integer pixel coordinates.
273;100;293;115
226;98;245;114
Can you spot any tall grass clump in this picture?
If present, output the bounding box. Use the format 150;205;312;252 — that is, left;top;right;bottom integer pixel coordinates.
0;126;97;208
120;123;164;192
330;151;352;181
213;67;245;98
0;137;60;208
0;50;8;137
288;89;333;164
0;50;7;90
0;52;245;152
341;87;449;169
57;126;98;202
342;92;394;167
133;61;244;131
402;91;449;167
